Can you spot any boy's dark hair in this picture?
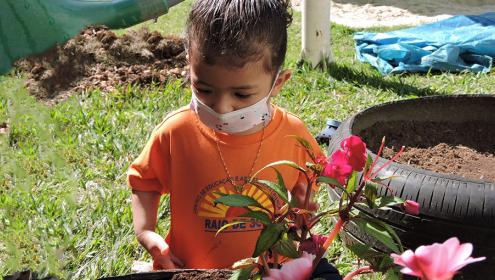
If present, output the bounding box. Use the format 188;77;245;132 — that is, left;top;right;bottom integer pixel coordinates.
186;0;292;72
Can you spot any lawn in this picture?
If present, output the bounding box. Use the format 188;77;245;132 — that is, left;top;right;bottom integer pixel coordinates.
1;1;494;279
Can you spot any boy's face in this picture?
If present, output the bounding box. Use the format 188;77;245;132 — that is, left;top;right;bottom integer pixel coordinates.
189;50;291;116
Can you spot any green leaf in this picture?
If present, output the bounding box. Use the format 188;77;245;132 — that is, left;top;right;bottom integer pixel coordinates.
252;223;285;257
232;258;258;269
372;175;402;183
251;160;306;180
288;135;312;150
255;170;289;204
364;154;373;174
274;232;299;258
229;266;255;280
384;266;401;280
311;201;340;226
274;168;288;197
364;182;378;207
316;176;342;187
346;171;358;194
214;194;263;209
348;244;375;260
356;212;404;253
377;255;395;271
375;196;405;210
287;135;315;159
372;218;404;253
289;191;298;208
240;211;271;225
317;203;340;217
306;162;317;169
355;217;400;253
216;221;246;236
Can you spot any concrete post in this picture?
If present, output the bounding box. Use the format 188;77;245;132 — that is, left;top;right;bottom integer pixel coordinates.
300;0;331;68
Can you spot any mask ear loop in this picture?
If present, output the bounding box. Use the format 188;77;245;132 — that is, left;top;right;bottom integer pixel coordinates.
266;70;281;99
272;70;281;90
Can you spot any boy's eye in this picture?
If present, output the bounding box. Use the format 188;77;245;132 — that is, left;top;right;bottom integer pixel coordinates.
235;93;251;99
195;88;212;95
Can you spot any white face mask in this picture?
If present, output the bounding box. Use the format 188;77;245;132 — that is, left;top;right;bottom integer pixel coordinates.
191;72;280;134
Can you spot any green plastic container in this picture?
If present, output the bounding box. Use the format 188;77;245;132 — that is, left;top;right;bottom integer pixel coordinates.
0;0;182;74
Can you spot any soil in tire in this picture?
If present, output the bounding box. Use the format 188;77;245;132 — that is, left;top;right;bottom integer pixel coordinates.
361;120;495;182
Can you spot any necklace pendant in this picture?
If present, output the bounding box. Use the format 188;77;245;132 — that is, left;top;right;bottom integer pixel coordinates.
234;184;244;193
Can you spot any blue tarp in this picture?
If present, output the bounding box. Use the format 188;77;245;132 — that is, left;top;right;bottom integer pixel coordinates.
354;12;495;75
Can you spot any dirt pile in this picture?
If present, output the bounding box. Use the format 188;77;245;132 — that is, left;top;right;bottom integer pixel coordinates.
15;26;188;104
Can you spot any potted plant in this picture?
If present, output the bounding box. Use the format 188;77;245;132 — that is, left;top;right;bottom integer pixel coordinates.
328;95;495;278
214;135;485;279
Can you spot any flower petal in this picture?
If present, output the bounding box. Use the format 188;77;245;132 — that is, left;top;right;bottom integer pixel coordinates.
403;200;420;215
279;252;315;280
392;250;423;277
340;135;367;171
331;150;349;165
264;253;315;280
393;237;486;280
448;241;472;269
416;242;449;278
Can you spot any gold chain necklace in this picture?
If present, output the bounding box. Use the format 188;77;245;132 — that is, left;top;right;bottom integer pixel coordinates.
214;124;265;192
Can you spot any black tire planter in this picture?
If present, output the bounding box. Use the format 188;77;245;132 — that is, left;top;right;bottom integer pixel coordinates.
327;95;495;279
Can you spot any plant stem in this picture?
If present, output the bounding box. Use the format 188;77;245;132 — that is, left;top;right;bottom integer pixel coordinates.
316;178;368;265
343;266;374;280
365;136;386;180
302;173;314;211
301;174;315;240
261;254;270;276
322;217;344;251
311;217;345;275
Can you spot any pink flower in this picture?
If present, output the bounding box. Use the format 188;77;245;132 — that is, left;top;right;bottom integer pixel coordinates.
404;200;420;215
391;237;486;280
340;135;367;171
263;252;316;280
315;155;329;166
321;150;353;185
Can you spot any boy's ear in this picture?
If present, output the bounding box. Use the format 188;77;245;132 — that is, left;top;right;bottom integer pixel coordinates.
270;70;292;97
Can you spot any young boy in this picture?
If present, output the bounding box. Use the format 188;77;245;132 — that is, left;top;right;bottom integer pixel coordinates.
128;0;335;274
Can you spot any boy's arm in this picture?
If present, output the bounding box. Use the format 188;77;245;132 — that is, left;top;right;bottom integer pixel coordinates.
132;190;160;241
132;190;184;269
291;173;318;211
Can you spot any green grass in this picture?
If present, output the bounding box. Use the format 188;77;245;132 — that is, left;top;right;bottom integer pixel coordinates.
1;1;494;279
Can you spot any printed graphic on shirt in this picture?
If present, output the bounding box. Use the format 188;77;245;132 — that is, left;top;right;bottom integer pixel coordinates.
193;176;279;233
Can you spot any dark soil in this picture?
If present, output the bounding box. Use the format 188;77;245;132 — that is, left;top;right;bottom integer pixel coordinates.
15;26;188;105
360;121;495;182
170;269;232;280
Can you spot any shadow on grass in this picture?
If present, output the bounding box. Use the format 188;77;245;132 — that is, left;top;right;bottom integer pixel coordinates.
324;62;446;97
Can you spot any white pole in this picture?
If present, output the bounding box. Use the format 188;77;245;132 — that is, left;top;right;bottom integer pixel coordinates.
301;0;331;68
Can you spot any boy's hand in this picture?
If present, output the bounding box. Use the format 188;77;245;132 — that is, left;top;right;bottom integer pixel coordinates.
137;231;184;270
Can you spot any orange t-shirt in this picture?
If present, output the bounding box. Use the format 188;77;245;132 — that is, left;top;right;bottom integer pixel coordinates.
127;105;322;269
